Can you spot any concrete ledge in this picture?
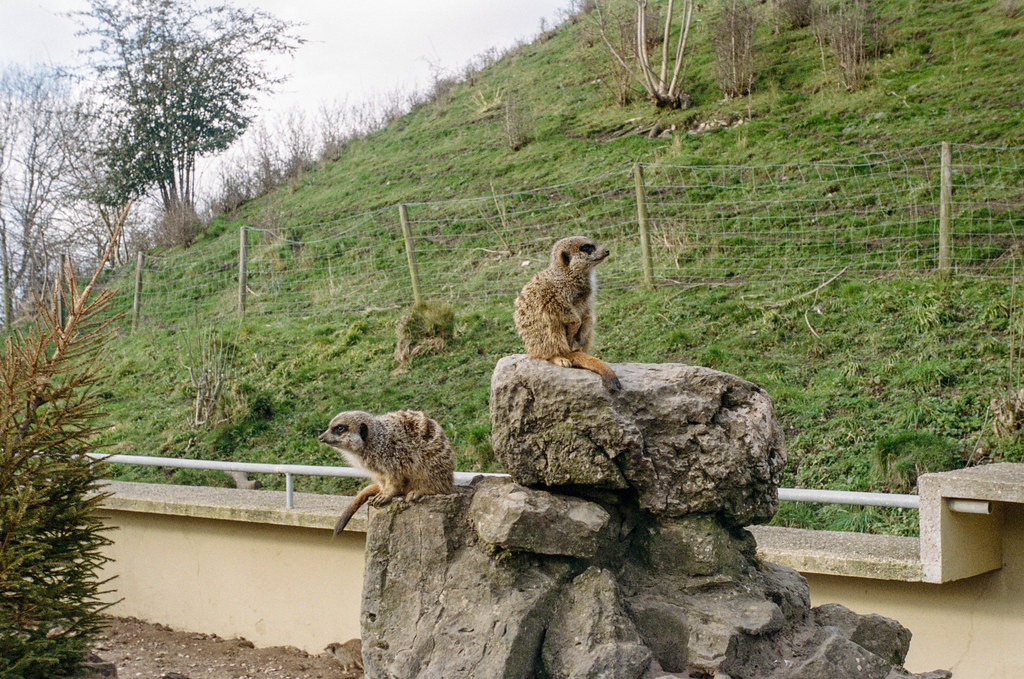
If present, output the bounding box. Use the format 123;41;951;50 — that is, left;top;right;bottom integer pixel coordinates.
750;525;923;582
99;480;369;533
919;463;1024;503
918;463;1020;583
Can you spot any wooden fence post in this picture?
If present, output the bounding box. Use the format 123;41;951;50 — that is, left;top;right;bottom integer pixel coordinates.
398;204;423;305
939;141;952;274
238;225;248;316
633;163;654;288
131;252;144;334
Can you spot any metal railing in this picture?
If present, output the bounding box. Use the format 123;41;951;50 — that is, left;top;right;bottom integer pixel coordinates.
777;487;919;510
90;453;921;511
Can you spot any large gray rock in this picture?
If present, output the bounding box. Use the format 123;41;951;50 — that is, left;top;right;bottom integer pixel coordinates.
640;514;756;577
359;359;948;679
622;551;793;676
362;492;572;679
541;567;654;679
361;490;949;679
790;631;893;679
470;480;612;559
813;603;912;666
490;356;786;526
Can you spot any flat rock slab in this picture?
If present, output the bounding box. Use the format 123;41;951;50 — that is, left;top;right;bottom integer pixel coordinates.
470;479;612;558
490;356;786;526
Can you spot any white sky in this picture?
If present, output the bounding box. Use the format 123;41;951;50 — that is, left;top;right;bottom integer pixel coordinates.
0;0;570;117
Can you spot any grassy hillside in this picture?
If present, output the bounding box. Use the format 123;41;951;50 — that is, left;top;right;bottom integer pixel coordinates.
94;0;1024;535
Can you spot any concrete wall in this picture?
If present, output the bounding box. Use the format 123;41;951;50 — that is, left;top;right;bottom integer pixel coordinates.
96;482;368;654
805;504;1024;679
97;478;1024;675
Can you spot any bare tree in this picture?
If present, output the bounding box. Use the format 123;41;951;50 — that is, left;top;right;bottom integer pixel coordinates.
814;0;871;90
0;66;81;325
775;0;814;29
829;1;867;89
181;326;230;429
0;70;18;326
53;97;140;267
595;0;696;109
0;65;142;327
503;93;533;151
317;98;355;161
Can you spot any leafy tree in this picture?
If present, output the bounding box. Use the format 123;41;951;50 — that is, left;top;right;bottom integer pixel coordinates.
72;0;304;215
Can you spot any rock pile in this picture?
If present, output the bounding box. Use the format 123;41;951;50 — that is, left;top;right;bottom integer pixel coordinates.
359;356;951;679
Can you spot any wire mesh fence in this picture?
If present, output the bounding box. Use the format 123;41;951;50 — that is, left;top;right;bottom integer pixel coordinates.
114;143;1023;330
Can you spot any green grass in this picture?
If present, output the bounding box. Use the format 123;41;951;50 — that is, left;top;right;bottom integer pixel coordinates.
90;0;1024;535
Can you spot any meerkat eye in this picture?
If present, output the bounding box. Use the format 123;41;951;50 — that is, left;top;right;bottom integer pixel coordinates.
580;244;596;254
332;424;348;435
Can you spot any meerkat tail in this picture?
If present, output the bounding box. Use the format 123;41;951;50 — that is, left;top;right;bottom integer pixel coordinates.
333;482;380;538
564;351;622;392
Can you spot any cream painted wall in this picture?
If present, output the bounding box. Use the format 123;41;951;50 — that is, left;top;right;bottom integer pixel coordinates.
806;503;1024;679
97;510;366;654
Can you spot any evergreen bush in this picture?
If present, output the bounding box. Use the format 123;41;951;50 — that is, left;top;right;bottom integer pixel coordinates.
0;253;121;677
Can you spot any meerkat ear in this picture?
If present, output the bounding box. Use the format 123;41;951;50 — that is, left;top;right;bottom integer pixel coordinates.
560;250;570;266
359;423;368;441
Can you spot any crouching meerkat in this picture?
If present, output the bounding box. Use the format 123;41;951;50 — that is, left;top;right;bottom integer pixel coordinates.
319;409;455;536
514;235;622;391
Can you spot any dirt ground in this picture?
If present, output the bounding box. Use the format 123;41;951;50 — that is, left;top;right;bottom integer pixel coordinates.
90;616;362;679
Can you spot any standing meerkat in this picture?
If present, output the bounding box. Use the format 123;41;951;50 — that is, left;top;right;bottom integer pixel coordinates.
514;235;622;391
318;409;455;536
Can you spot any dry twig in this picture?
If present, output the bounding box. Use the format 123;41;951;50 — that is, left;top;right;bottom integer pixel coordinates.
768;266;848;309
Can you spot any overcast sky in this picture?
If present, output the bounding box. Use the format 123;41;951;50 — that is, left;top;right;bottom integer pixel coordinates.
0;0;571;116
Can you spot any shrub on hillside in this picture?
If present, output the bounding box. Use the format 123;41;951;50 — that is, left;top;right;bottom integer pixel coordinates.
503;93;534;151
872;431;961;493
999;0;1022;18
712;0;758;99
154;202;203;248
775;0;815;28
0;258;120;677
816;0;872;90
394;302;455;366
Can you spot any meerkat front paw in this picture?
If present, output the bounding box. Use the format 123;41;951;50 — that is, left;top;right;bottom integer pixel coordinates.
369;492;399;507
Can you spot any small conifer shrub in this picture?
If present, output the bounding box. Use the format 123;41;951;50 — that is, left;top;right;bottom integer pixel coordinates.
0;224;125;678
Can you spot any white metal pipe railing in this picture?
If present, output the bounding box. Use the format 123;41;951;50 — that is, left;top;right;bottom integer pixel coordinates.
946;498;992;514
778;487;920;510
88;453;921;511
87;453;504;509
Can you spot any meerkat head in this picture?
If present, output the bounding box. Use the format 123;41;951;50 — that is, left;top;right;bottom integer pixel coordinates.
319;410;373;465
550;236;609;274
